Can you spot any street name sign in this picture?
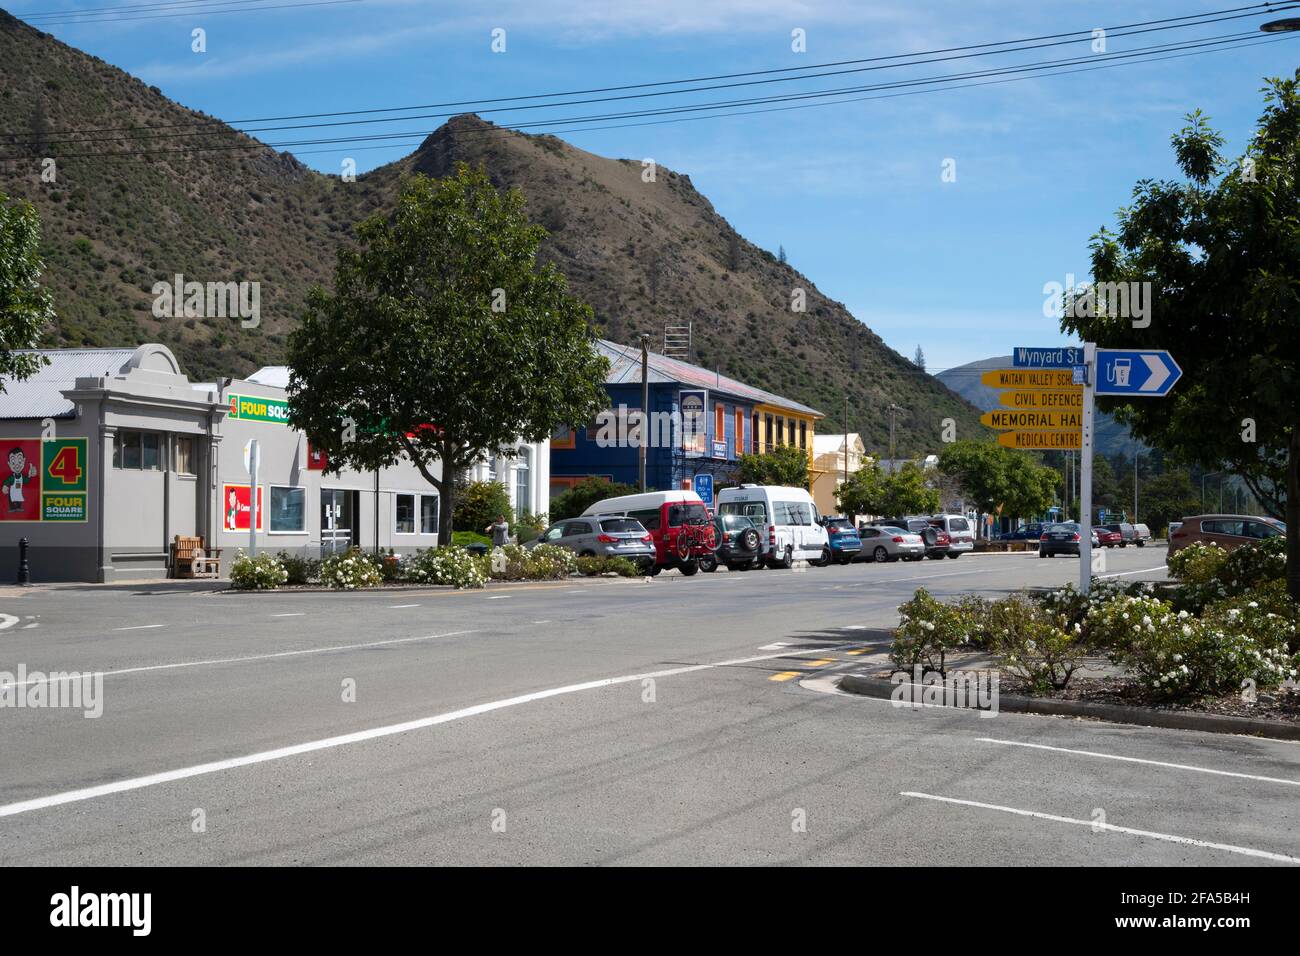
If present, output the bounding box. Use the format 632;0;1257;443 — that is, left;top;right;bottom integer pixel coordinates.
980;369;1081;389
981;409;1082;430
997;430;1082;450
1012;346;1085;368
998;389;1083;410
1095;349;1182;397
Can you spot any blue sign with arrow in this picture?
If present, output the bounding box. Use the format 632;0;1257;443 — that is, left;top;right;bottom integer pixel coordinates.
1095;349;1182;397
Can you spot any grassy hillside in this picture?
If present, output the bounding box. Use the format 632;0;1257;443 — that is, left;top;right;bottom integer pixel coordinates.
0;11;984;453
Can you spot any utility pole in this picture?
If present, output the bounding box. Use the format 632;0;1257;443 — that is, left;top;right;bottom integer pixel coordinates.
639;334;649;492
1132;440;1139;523
842;396;849;488
886;402;900;474
1079;344;1096;594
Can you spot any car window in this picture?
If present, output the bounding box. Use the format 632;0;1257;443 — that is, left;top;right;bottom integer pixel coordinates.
562;521;589;537
719;501;768;524
668;503;709;527
1246;521;1278;539
599;518;642;534
627;508;660;531
826;519;852;531
542;526;564;542
1206;519;1245;536
949;518;969;532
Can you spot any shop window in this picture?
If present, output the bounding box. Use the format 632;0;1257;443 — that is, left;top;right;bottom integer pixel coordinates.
269;486;306;533
113;431;162;471
799;420;807;450
515;448;531;514
420;495;439;534
752;413;760;453
175;436;195;475
395;494;416;534
765;414;774;449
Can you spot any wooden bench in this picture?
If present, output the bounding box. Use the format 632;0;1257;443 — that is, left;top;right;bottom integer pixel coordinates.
172;535;223;578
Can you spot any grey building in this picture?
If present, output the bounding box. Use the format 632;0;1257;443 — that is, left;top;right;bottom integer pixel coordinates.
0;345;548;582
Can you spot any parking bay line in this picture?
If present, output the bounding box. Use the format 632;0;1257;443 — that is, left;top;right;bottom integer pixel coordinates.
0;629;480;691
111;624;167;631
900;791;1300;864
0;644;839;820
978;737;1300;787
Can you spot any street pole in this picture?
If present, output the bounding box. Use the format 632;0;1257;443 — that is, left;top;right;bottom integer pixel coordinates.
639;334;649;492
248;439;259;558
1079;343;1095;594
843;396;849;489
887;403;899;474
1133;439;1138;523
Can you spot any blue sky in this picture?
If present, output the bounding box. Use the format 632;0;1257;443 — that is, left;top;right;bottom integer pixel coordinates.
14;0;1299;372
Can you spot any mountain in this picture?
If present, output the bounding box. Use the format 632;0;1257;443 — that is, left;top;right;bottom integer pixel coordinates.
936;355;1146;458
0;10;984;454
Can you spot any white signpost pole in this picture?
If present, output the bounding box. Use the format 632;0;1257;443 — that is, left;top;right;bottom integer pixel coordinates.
1079;343;1095;595
247;439;260;558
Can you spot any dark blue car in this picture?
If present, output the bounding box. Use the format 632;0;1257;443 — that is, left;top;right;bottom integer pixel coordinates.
820;516;862;564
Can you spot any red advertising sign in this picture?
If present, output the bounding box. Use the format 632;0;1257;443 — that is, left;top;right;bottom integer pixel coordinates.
222;483;263;532
0;439;42;522
306;441;328;471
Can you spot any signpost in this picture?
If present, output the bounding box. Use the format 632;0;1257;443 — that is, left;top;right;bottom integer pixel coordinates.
980;368;1079;389
692;473;714;506
998;389;1082;410
981;410;1082;430
996;430;1082;450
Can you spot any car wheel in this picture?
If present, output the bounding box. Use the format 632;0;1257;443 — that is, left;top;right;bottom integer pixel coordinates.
947;552;961;559
1136;541;1145;548
1119;542;1127;548
738;529;760;552
1038;550;1047;558
873;546;888;563
680;560;699;576
814;547;831;567
927;553;944;560
698;554;718;573
771;547;793;570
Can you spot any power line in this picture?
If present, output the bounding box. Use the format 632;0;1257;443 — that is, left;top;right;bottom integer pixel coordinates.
1;28;1281;161
23;1;1296;141
16;0;361;25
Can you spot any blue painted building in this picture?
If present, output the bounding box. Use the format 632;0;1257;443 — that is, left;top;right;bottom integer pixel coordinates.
549;340;823;505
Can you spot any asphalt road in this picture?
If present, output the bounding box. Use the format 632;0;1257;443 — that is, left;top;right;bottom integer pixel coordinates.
2;544;1297;866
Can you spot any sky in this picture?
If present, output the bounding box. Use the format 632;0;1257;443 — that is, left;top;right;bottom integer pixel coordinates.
11;0;1299;374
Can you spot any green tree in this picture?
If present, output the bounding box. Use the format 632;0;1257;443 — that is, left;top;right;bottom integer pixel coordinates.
836;462;886;515
1090;455;1125;514
287;166;609;542
1137;468;1201;535
836;461;939;516
938;440;1057;519
547;477;641;521
735;444;809;487
1061;73;1299;597
0;193;54;388
453;480;513;533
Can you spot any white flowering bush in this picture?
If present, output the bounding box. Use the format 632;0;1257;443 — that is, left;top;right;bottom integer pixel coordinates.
1167;538;1285;612
890;588;970;677
523;543;577;579
319;547;383;590
406;546;487;589
987;595;1085;693
1036;578;1162;641
229;550;288;590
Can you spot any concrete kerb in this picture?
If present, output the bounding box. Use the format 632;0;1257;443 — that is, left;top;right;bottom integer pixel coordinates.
838;671;1300;742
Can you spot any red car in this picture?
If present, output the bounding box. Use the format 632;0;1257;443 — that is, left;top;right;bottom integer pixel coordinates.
1095;528;1123;548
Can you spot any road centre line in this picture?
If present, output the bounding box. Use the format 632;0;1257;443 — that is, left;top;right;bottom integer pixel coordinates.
0;629;479;691
388;604;421;609
0;644;839;820
1096;566;1170;578
900;791;1300;864
272;613;305;618
977;737;1300;786
111;624;167;631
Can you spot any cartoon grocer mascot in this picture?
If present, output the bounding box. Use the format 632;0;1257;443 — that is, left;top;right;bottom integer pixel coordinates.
3;446;38;514
227;488;240;530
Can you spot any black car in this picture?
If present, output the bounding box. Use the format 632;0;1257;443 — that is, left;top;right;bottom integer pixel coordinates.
700;514;763;572
1039;521;1087;557
876;516;950;559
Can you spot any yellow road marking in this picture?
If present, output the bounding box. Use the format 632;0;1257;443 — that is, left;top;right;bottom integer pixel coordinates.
803;659;835;668
846;649;867;656
769;671;801;682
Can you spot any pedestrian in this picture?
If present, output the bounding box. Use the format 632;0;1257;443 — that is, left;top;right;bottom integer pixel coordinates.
485;513;510;547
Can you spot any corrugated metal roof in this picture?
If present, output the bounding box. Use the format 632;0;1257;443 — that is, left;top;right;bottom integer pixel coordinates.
0;348;138;419
597;339;822;417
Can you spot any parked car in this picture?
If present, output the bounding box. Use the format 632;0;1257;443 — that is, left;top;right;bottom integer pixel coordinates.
1095;527;1123;548
1167;514;1286;560
877;516;950;559
702;514;763;572
527;515;656;570
928;514;975;557
1167;521;1183;540
581;489;712;575
859;525;926;562
1133;523;1152;546
1039;522;1089;557
998;523;1042;541
819;516;863;564
715;484;830;569
1098;522;1137;547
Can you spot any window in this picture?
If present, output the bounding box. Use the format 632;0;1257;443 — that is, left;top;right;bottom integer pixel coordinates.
421;495;439;534
799;420;807;450
395;494;416;534
627;508;661;531
719;501;767;524
563;521;590;537
515;448;531;514
734;410;744;457
668;503;709;527
715;404;725;446
600;518;643;534
112;431;162;471
752;414;760;452
765;414;774;449
269;486;306;533
176;436;195;475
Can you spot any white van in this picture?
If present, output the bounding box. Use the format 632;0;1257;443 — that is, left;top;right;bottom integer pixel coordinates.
928;513;975;557
715;484;830;568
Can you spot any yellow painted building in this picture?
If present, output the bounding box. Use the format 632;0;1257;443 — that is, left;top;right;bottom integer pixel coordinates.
750;401;825;492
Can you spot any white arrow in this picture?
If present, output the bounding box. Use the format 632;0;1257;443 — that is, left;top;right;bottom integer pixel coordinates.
1140;353;1170;392
0;613;18;631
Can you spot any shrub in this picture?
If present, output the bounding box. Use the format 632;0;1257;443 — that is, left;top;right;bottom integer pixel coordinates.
605;556;641;577
320;547;383;590
514;511;548;545
407;546;487;589
276;550;320;585
520;543;577;580
548;478;641;521
890;588;969;677
451;531;491;550
575;555;642;577
1035;578;1162;640
230;551;288;590
952;595;993;648
1169;538;1286;613
576;555;606;576
453;480;513;534
1166;540;1227;582
987;595;1085;692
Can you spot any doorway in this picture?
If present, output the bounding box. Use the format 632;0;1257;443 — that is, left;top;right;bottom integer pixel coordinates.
321;488;357;554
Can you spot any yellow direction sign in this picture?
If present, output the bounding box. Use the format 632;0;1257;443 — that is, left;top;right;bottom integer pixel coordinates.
998;389;1083;410
980;368;1080;389
997;430;1082;450
981;409;1082;430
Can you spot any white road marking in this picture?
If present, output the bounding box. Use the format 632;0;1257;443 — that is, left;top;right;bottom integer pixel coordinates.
112;624;166;631
487;595;510;600
758;642;790;650
0;613;19;630
532;620;551;624
0;644;837;820
388;604;421;609
978;737;1300;787
272;613;305;618
1096;566;1168;579
900;791;1300;864
0;629;478;691
842;625;868;630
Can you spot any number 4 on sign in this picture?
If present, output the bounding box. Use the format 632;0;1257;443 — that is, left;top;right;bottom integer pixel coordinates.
47;446;82;485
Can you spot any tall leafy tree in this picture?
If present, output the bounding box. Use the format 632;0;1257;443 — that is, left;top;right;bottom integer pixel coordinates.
1062;73;1299;598
0;192;54;389
938;440;1056;519
287;165;609;542
836;461;939;517
734;444;809;487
